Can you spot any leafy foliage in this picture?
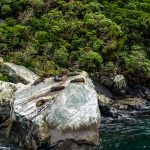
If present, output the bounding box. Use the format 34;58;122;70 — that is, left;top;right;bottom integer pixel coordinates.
0;0;150;82
99;0;150;80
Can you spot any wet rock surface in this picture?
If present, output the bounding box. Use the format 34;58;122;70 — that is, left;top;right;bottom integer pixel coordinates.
112;75;127;96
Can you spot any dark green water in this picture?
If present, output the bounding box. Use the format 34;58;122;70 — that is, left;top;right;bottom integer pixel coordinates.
1;115;150;150
100;115;150;150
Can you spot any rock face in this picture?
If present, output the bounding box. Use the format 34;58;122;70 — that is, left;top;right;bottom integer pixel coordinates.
99;74;127;96
93;80;113;99
0;81;18;127
0;81;15;103
0;81;24;127
97;93;112;105
112;75;127;96
97;93;113;117
2;62;39;84
127;84;150;100
11;72;101;149
99;76;113;89
107;97;148;118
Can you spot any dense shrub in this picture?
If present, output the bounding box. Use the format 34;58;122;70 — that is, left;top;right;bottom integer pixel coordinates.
0;0;123;76
121;50;150;79
0;0;150;81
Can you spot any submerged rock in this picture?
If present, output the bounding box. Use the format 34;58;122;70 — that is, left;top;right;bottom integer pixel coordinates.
2;62;39;84
11;71;101;149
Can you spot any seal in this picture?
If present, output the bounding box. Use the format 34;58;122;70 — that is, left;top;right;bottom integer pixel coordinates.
36;99;48;107
51;85;65;92
32;77;45;86
70;78;85;83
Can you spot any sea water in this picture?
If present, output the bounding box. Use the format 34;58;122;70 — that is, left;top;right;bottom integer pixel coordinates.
100;115;150;150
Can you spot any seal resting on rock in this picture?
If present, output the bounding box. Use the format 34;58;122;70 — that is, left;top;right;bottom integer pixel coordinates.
51;85;65;92
70;78;85;83
36;99;49;107
32;77;45;86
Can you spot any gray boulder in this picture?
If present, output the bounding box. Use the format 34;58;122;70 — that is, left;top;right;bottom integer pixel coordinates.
99;76;113;88
112;74;127;96
93;80;113;99
99;74;127;96
0;81;15;104
97;93;112;105
97;93;113;117
0;81;24;127
107;97;147;118
2;62;39;84
127;84;150;99
11;71;101;149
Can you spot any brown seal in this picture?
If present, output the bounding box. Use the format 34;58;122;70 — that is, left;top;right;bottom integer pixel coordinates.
36;99;48;107
32;77;45;86
51;86;65;92
70;78;85;83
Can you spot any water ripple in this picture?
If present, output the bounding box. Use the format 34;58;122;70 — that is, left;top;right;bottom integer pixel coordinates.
100;115;150;150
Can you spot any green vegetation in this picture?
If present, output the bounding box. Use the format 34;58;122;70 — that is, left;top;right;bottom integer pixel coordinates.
0;0;150;83
100;0;150;81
